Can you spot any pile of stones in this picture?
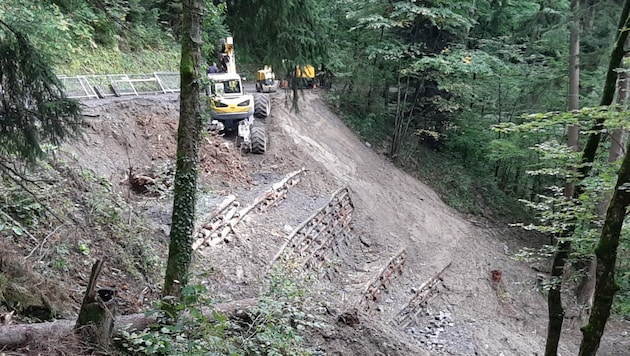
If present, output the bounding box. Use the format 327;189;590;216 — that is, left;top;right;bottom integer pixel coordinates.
406;309;454;351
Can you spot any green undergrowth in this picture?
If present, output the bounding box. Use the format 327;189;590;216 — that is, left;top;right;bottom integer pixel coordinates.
614;269;630;317
405;146;529;222
117;264;325;355
56;46;180;76
0;154;167;320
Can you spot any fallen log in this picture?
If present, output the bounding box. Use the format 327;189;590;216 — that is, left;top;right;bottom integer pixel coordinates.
192;196;237;250
194;168;305;250
194;195;236;232
199;168;305;251
0;298;257;347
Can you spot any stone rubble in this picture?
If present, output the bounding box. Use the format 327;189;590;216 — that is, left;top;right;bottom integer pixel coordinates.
405;308;476;355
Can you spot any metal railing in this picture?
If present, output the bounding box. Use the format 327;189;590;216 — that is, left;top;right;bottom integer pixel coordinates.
58;72;180;99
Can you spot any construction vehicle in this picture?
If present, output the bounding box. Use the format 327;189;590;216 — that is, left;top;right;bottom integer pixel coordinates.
207;37;270;154
255;65;278;93
294;65;316;89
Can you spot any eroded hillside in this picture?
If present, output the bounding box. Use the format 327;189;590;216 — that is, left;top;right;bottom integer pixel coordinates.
1;91;628;355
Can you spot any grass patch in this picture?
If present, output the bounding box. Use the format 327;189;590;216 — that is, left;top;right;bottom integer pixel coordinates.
56;46;180;76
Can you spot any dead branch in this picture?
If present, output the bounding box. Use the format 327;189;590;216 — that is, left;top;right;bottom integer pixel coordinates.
0;161;64;223
0;209;38;243
26;224;64;259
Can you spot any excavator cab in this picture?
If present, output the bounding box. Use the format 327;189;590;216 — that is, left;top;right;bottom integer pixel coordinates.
206;36;269;154
255;65;278;93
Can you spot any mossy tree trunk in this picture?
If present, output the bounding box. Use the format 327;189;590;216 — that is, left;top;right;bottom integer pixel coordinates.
163;0;204;299
577;138;630;355
545;0;630;353
575;1;630;354
544;1;580;354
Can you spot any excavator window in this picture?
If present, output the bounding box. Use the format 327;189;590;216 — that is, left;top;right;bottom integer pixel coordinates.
209;79;241;95
224;80;240;94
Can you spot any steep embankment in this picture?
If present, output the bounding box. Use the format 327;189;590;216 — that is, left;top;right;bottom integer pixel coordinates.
69;91;628;355
262;92;554;355
219;90;628;355
3;91;627;355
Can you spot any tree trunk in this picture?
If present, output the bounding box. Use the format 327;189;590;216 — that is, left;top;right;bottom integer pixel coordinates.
390;63;408;160
578;0;630;167
579;41;630;312
545;1;630;354
577;138;630;355
608;61;629;164
544;1;580;353
291;74;300;113
545;240;571;356
576;1;630;354
163;0;204;299
75;260;116;347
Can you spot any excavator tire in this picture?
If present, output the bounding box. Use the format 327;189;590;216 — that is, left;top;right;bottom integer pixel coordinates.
250;125;267;154
254;94;270;119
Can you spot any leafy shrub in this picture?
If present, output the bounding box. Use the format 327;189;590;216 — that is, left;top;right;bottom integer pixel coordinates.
118;268;325;355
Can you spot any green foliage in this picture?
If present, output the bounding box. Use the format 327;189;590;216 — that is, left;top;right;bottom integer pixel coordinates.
614;266;630;316
225;0;331;73
494;104;630;317
201;1;230;65
0;187;45;232
0;20;83;163
118;267;323;355
59;46;180;75
0;1;77;59
119;284;228;355
0;157;166;290
2;0;183;75
326;0;588;219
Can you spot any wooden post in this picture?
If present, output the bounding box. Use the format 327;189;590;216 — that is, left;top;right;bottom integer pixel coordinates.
74;260;116;347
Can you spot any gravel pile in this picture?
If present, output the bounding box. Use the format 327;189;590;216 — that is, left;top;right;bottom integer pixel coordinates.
406;308;476;355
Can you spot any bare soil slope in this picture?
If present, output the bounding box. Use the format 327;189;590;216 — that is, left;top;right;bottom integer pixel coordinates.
193;90;629;355
6;91;627;355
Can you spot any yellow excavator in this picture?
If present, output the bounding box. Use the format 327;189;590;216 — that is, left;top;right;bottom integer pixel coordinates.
255;65;278;93
207;37;270;154
294;65;316;89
